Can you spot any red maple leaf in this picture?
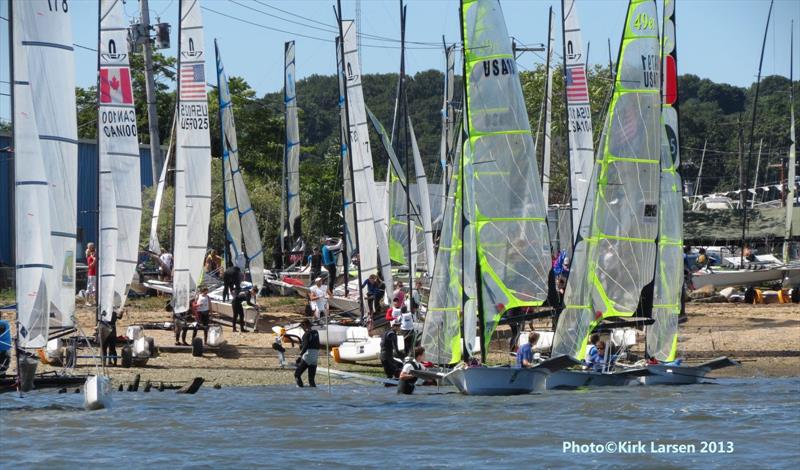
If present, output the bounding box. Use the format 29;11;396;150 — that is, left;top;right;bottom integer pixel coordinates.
110;75;120;90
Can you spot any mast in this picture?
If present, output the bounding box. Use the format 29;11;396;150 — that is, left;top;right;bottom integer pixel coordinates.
280;41;287;260
336;42;350;298
741;0;774;265
785;21;796;263
457;1;470;361
335;1;366;319
751;139;764;208
95;0;102;324
541;7;555;207
9;0;19;392
693;139;707;197
399;1;414;342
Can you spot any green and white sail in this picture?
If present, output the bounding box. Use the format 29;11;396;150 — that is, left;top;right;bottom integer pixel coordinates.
215;41;264;286
646;0;681;361
562;0;595;244
552;0;662;360
99;0;143;315
173;0;211;313
462;0;552;354
282;41;302;245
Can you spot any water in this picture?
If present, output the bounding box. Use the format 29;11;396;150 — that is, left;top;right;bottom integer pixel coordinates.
2;378;798;468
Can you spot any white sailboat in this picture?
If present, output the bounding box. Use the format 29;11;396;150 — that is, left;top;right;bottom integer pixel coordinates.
215;40;265;288
172;0;212;315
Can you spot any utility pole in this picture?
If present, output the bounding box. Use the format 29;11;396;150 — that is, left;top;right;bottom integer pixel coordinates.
140;0;163;181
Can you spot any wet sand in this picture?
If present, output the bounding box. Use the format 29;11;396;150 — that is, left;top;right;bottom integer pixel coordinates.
1;295;798;388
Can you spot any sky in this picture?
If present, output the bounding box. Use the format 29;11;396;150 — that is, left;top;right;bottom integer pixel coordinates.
1;0;799;121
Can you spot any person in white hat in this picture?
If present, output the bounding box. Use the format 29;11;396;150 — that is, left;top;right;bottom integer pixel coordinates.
309;277;330;320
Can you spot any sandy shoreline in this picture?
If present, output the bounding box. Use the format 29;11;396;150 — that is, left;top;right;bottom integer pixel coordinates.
2;296;798;389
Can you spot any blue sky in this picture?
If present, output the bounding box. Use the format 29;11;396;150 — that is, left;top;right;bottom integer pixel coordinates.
1;0;799;121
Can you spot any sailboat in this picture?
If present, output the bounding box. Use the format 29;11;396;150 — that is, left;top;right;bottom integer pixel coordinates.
215;40;265;291
419;0;575;395
280;40;305;269
171;0;212;316
549;0;665;388
642;0;738;384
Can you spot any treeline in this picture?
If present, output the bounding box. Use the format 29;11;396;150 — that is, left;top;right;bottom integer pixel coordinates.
68;53;797;258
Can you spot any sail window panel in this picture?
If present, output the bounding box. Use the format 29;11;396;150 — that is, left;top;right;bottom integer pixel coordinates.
659;172;683;241
592;238;657;314
618;37;660;91
595;161;659;241
552;307;594;358
647;310;679;361
464;0;512;58
607;93;661;160
471;134;545;219
654;244;683;302
467;64;529;133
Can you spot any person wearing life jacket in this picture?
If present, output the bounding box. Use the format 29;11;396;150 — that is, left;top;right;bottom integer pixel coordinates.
380;321;402;379
385;296;404;323
398;346;427;395
399;306;415;357
295;319;320;387
584;334;600;367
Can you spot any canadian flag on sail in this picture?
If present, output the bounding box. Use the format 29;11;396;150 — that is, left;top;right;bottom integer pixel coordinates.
100;67;133;104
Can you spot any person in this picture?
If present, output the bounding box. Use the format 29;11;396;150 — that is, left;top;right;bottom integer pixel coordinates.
362;274;384;317
393;281;406;306
380;321;402;379
309;277;330;320
409;279;422;314
159;249;173;281
86;243;97;306
174;305;191;346
385;296;405;323
588;340;607;372
584;334;600;366
307;247;323;287
222;265;242;301
743;245;756;262
321;237;342;293
399;305;415;357
204;249;222;276
295;320;320;387
398;346;427;395
695;248;708;271
193;287;211;344
515;331;540;368
232;287;258;332
272;329;287;368
99;309;122;366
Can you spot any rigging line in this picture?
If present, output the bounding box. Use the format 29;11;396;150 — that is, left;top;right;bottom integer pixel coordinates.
252;0;442;46
157;0;176;18
203;5;438;50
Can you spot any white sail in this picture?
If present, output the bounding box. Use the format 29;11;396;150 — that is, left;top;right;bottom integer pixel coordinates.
408;117;436;274
553;0;662;359
562;0;595;244
173;0;211;313
784;24;796;263
99;0;142;314
336;39;357;262
148;115;175;255
215;41;265;287
340;20;393;295
284;41;302;242
541;7;556;206
12;0;64;347
15;0;79;330
440;43;456;212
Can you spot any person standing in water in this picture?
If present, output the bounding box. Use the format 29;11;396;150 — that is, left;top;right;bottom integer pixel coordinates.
398;347;427;395
295;320;320;387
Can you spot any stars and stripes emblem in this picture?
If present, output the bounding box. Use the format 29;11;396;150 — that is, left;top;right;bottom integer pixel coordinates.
565;66;589;103
180;64;206;100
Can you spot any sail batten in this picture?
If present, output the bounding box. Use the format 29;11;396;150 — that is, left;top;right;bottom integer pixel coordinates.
553;0;662;360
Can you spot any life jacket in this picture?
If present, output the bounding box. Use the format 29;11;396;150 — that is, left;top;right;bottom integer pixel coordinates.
397;358;421;395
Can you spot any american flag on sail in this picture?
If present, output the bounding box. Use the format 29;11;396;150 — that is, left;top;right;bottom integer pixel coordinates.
180;64;206;100
565;66;589;103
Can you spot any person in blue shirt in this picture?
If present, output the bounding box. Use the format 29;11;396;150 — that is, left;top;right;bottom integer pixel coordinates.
515;332;540;368
588;340;607;372
361;274;384;317
320;237;342;293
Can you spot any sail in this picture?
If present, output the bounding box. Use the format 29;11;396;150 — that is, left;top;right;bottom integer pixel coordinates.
409;117;436;273
440;43;457;212
553;0;662;359
337;38;357;261
421;150;463;364
284;41;302;241
216;41;265;286
541;7;555;206
173;0;212;312
340;20;393;294
12;0;65;347
148;115;175;255
99;0;142;314
562;0;595;244
13;0;79;329
647;0;682;361
784;24;796;263
461;0;552;352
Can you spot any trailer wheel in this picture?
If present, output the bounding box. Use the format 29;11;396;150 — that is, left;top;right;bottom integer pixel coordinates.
191;337;203;357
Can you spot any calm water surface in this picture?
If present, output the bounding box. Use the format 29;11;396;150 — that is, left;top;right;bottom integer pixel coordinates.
1;377;798;468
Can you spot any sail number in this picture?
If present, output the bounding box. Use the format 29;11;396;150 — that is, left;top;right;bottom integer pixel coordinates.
641;54;659;88
632;12;655;31
47;0;69;13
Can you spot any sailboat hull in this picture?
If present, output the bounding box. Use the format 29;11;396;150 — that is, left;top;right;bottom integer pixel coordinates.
83;375;112;410
546;369;645;389
445;367;548;396
640;357;739;385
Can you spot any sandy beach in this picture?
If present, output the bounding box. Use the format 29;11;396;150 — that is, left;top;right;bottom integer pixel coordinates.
2;295;798;389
